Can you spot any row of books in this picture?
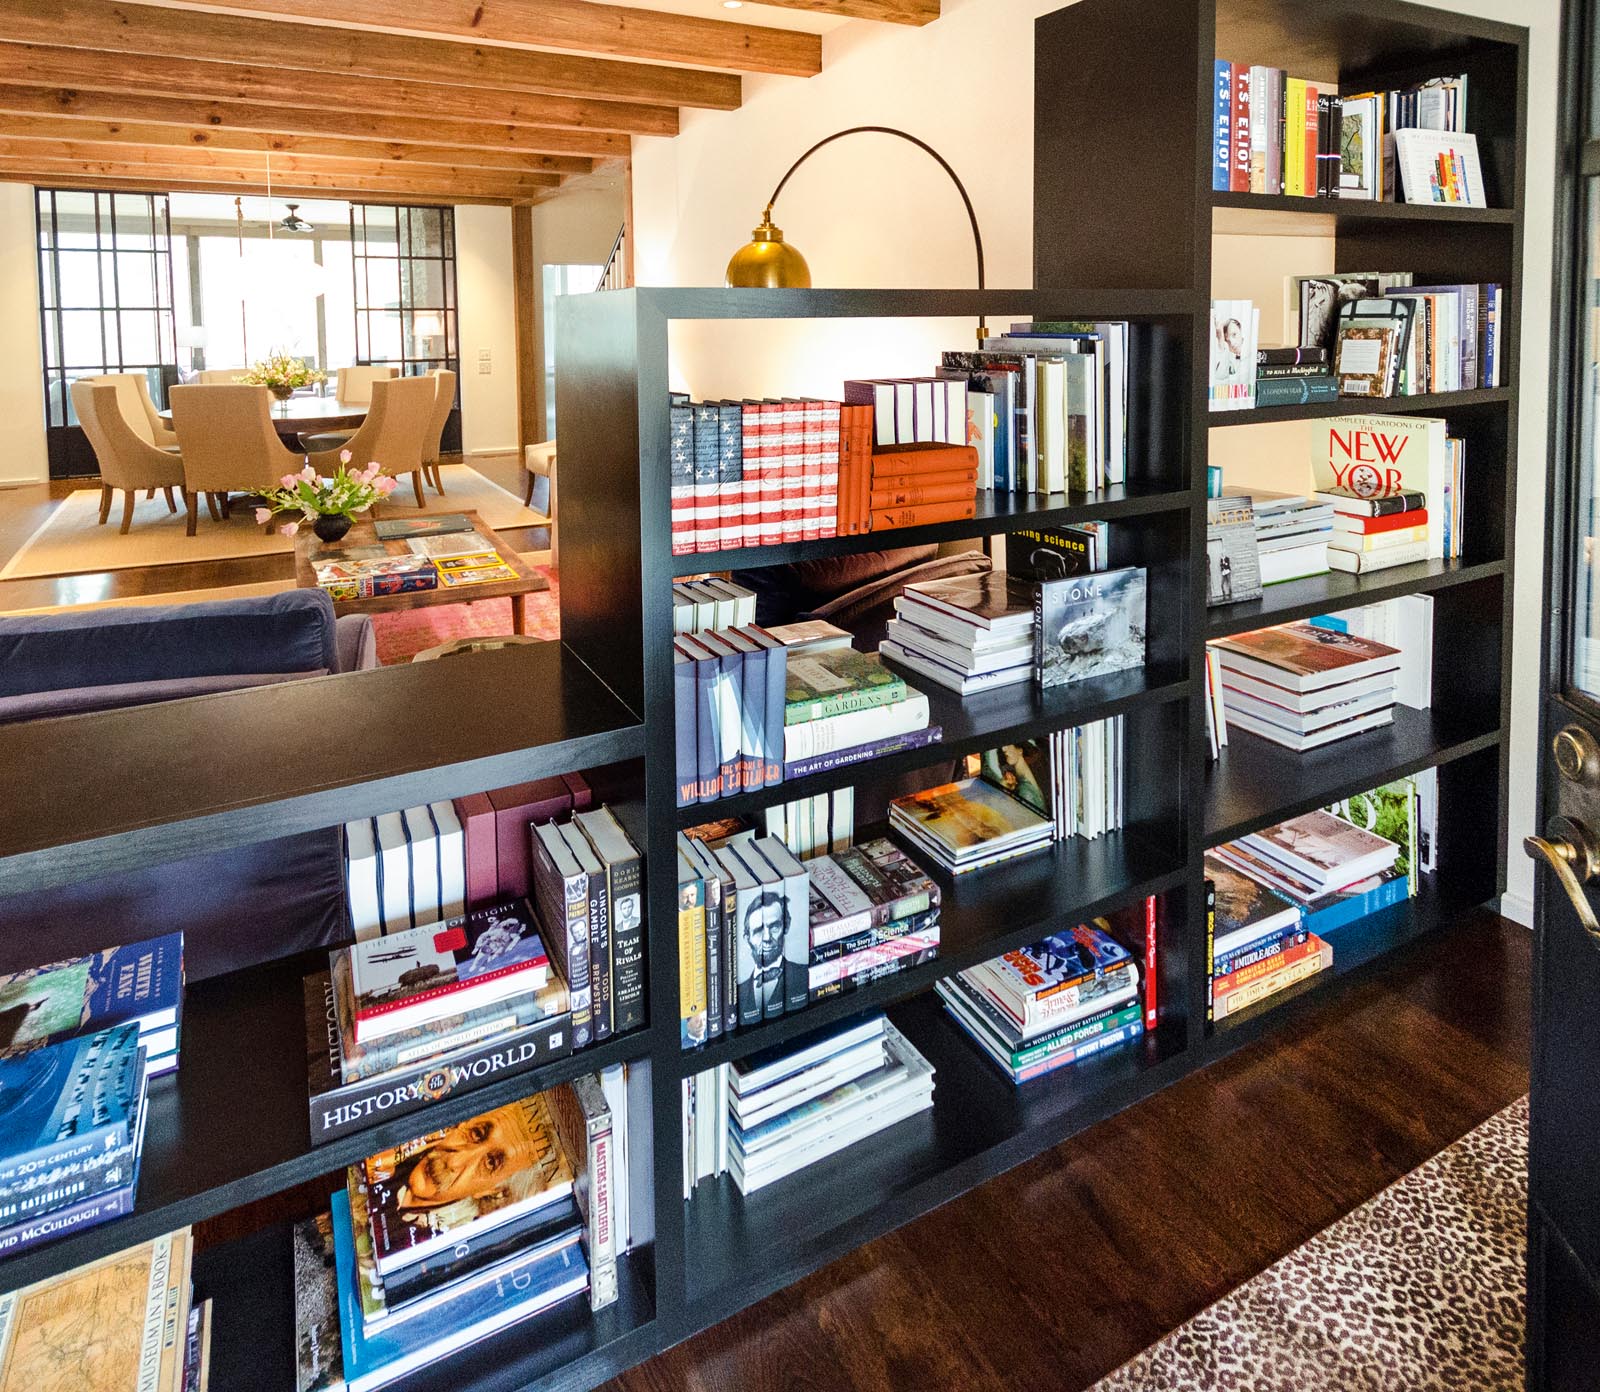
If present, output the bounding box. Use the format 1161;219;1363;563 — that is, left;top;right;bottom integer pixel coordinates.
1204;796;1420;1020
673;628;936;807
296;1073;633;1391
0;1228;209;1390
0;932;182;1259
675;826;940;1049
343;771;593;936
671;576;757;633
938;907;1155;1085
958;718;1126;845
683;1013;935;1195
1211;63;1481;205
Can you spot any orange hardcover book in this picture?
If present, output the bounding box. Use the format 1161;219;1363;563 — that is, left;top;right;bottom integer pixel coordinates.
869;498;978;531
867;466;978;489
869;442;980;475
843;403;872;534
869;479;979;509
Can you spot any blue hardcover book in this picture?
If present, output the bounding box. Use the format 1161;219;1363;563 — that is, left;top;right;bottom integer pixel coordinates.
1213;61;1233;191
784;726;945;780
1300;864;1410;938
736;625;787;788
677;634;721;802
717;626;766;793
0;1176;137;1259
673;642;698;809
697;631;745;796
0;1023;143;1192
0;933;183;1073
332;1188;588;1392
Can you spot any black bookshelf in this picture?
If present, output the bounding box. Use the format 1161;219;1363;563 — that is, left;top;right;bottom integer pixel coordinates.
0;0;1525;1385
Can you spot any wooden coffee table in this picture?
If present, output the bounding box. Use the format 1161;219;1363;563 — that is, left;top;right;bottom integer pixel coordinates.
293;509;548;634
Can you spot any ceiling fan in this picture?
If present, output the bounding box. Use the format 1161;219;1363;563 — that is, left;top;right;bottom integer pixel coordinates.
278;203;314;233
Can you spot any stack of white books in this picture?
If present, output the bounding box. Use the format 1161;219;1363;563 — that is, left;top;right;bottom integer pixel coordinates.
1209;622;1401;750
881;572;1036;696
1235;490;1334;585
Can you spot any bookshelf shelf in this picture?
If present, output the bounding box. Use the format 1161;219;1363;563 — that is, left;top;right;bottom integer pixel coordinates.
676;485;1197;575
0;948;648;1298
193;1224;658;1392
0;639;644;900
674;830;1188;1078
1202;706;1501;845
1203;557;1507;637
1208;386;1511;428
677;667;1192;826
1210;190;1517;236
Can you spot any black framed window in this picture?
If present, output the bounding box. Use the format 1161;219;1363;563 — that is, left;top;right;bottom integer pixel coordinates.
36;188;178;478
350;204;459;378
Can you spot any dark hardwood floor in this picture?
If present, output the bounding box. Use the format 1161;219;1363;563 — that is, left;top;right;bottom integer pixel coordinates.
606;909;1531;1392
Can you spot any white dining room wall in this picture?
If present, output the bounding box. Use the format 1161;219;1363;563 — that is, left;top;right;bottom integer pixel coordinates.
453;203;521;457
0;182;49;487
630;0;1559;925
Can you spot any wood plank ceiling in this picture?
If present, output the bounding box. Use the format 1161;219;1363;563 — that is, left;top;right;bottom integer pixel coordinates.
0;0;941;206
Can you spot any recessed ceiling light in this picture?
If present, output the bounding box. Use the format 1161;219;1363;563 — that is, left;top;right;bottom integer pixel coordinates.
723;2;743;9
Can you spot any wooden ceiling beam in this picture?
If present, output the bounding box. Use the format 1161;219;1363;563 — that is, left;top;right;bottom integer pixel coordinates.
739;0;938;21
0;86;634;158
0;117;594;176
0;46;678;136
0;155;560;200
17;171;528;206
0;139;565;190
124;0;821;79
5;1;741;110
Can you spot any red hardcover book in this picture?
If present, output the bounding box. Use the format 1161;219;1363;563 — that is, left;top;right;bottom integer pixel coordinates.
779;399;805;542
1333;506;1429;534
869;498;978;531
1144;894;1158;1030
453;792;499;911
799;398;823;542
1231;64;1252;192
488;777;573;897
757;401;784;546
560;770;594;810
818;399;842;538
737;401;760;549
866;466;979;490
869;479;979;509
1303;84;1319;197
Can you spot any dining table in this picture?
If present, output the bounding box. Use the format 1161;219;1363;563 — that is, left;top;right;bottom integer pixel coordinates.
158;393;368;452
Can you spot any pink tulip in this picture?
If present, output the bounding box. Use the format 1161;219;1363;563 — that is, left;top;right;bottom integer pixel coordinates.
375;475;398;495
339;449;353;466
299;465;317;483
280;473;300;490
281;521;300;536
255;507;272;524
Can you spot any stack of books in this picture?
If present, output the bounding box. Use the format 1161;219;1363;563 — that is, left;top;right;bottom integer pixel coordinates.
882;572;1036;696
1255;346;1337;407
0;932;183;1258
674;630;938;805
1310;595;1434;709
682;1014;936;1196
889;776;1053;874
1205;855;1329;1020
1229;490;1333;584
313;553;438;598
1211;804;1409;947
1209;621;1402;750
1312;416;1465;567
937;919;1148;1084
304;900;575;1144
0;1229;208;1389
859;441;980;532
672;576;757;633
324;1093;589;1391
529;806;648;1047
674;827;941;1049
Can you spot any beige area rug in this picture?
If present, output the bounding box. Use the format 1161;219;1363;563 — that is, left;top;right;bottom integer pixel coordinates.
1092;1095;1528;1392
0;464;539;581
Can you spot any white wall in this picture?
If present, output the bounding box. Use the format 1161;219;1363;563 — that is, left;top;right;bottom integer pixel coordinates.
632;0;1559;925
0;182;47;487
453;204;520;456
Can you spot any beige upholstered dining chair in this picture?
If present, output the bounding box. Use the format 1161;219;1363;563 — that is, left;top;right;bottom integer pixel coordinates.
71;381;186;535
169;384;296;536
307;375;436;508
86;373;179;451
195;368;248;384
336;365;399;405
422;368;456;494
523;440;557;566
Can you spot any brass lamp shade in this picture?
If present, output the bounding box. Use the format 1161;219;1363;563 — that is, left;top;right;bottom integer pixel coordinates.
725;214;811;288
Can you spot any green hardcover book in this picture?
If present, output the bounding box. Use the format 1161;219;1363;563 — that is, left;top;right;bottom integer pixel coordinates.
782;648;907;726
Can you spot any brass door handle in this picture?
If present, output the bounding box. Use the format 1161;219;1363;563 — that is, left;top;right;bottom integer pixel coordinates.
1525;814;1600;939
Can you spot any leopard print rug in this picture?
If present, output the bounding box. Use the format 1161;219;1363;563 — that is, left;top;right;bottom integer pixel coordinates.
1093;1096;1528;1392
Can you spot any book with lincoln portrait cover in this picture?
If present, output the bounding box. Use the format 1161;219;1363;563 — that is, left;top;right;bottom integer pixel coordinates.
361;1092;575;1275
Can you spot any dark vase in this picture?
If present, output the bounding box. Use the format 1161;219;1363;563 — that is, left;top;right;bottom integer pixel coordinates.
270;384;295;402
313;513;354;543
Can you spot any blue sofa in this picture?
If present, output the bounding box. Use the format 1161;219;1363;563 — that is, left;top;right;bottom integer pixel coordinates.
0;590;377;979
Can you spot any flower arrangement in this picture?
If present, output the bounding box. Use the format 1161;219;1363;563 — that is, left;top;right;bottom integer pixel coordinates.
236;351;327;395
256;451;398;538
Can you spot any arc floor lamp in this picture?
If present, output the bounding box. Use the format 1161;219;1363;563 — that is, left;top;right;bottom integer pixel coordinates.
724;125;989;340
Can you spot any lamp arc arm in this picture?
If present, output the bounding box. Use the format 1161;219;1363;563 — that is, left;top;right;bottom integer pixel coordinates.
763;126;986;292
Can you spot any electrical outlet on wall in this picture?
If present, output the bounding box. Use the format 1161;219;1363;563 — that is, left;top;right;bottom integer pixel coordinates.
478;348;492;375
